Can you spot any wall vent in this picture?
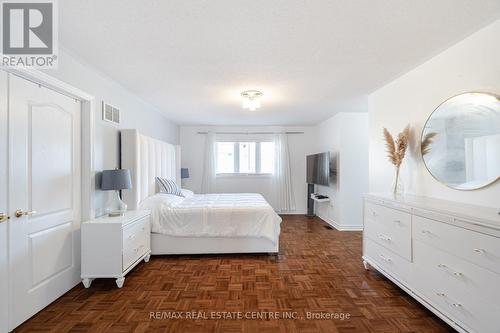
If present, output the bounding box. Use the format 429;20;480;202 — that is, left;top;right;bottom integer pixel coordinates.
102;101;120;124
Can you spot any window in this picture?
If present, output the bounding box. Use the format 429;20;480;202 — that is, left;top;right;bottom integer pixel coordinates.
216;142;235;173
216;141;275;174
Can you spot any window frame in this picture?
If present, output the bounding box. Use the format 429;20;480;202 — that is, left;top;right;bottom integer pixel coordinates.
215;141;274;176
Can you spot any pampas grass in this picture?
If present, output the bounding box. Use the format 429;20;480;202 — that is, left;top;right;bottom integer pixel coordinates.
421;132;437;156
383;125;410;194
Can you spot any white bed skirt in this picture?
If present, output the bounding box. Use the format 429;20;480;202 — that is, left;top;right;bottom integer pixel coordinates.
151;233;279;255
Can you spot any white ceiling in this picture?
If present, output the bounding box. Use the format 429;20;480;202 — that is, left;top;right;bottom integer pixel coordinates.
59;1;500;126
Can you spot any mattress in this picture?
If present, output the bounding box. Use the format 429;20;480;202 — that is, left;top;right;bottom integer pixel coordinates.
139;193;282;243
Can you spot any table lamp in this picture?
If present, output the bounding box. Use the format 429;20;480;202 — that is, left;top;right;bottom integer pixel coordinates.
101;169;132;217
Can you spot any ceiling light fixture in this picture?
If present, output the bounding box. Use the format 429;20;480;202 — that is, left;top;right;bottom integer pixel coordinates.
241;90;263;111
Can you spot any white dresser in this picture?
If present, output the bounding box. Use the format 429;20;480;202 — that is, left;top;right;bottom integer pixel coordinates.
363;194;500;333
81;210;151;288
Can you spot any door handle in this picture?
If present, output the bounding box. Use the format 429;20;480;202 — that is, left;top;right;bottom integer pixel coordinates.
0;212;9;223
15;209;36;218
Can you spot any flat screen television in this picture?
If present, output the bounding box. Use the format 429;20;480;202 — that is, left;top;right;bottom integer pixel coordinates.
306;152;337;187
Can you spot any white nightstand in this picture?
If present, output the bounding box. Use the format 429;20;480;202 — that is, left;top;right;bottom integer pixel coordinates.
81;210;151;288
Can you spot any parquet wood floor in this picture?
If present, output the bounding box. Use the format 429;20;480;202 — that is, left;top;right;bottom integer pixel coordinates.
14;215;453;333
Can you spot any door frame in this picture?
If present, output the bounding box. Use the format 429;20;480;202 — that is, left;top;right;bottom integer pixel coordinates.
1;67;95;332
0;71;8;333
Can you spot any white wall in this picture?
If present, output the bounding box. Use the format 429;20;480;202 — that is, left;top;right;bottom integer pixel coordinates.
369;18;500;207
180;126;316;213
314;112;369;230
45;48;179;216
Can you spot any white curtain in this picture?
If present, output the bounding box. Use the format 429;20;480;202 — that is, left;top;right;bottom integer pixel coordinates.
201;131;217;193
273;133;295;212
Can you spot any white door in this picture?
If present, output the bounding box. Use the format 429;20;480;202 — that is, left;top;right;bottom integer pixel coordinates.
8;74;82;330
0;71;9;333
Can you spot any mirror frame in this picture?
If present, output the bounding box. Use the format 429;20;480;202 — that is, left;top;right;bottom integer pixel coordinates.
420;91;500;191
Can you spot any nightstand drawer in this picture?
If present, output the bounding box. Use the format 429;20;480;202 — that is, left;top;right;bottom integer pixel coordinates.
123;217;150;271
123;239;147;271
123;217;148;246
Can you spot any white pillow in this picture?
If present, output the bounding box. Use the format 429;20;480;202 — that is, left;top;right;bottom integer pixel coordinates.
181;189;194;198
139;193;184;210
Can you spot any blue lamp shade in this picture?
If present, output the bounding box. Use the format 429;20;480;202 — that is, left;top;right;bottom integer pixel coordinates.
181;168;190;179
101;169;132;191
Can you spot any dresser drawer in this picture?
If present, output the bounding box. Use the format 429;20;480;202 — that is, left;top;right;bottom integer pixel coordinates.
365;202;411;227
364;238;411;282
413;240;500;313
123;217;150;271
420;288;498;333
413;215;500;275
413;241;500;333
364;203;412;260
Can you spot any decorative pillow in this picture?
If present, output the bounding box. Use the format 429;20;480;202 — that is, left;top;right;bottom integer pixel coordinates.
140;193;184;210
181;189;194;198
155;177;184;197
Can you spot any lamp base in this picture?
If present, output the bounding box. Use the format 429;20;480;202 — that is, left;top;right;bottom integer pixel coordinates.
105;191;128;217
107;211;124;217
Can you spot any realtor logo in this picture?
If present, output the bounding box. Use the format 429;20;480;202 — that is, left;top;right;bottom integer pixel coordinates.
1;0;58;68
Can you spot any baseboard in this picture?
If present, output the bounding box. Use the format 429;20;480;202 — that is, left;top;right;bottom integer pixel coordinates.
316;213;363;231
278;209;307;215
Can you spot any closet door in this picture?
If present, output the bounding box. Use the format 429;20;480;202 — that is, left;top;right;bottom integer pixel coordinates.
0;71;8;333
8;74;82;329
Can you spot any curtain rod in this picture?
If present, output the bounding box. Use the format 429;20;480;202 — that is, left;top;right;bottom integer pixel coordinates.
196;131;304;135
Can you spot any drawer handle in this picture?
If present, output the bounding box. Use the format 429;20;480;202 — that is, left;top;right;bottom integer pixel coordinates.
437;264;463;277
378;234;391;242
436;293;463;308
379;254;392;262
473;248;485;254
133;245;145;253
393;220;401;224
421;229;431;234
371;211;377;217
128;234;136;240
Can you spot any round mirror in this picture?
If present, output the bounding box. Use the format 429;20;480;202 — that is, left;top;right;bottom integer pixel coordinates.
421;92;500;190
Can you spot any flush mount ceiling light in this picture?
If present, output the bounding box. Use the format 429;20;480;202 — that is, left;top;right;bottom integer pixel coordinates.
241;90;263;111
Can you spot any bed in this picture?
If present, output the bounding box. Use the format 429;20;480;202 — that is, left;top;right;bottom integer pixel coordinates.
120;129;281;255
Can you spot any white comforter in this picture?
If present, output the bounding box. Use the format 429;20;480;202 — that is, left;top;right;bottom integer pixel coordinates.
139;193;282;243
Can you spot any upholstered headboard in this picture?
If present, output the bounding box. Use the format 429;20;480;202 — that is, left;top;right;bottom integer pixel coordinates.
121;129;181;210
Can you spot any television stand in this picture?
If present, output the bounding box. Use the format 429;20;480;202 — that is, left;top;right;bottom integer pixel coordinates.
307;183;315;217
311;193;330;202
